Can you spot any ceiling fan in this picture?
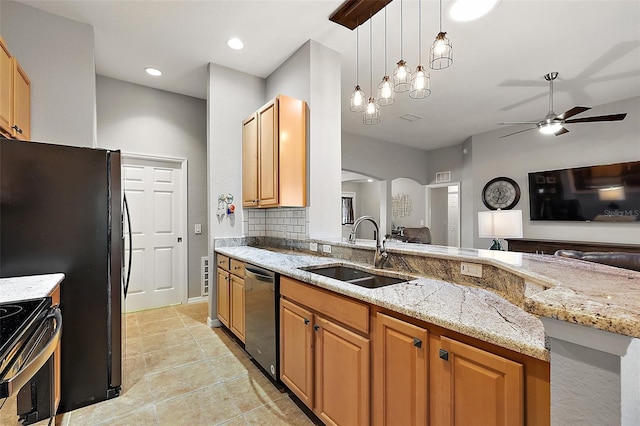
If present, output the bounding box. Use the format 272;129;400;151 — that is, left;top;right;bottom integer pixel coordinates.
499;72;627;138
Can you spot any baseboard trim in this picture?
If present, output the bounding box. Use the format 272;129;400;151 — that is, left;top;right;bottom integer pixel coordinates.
208;317;222;328
187;296;208;304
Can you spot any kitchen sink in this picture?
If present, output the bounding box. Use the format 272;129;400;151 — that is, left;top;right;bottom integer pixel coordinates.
305;265;409;289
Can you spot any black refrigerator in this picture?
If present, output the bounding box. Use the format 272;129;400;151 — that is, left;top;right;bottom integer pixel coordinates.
0;139;122;414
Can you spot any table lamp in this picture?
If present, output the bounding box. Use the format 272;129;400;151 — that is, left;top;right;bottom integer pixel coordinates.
478;209;523;250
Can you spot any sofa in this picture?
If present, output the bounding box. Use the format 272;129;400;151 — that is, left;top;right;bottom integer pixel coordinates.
554;250;640;272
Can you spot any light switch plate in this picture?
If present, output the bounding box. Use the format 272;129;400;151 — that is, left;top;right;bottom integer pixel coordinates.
309;242;318;252
460;262;482;278
194;224;202;235
322;244;332;254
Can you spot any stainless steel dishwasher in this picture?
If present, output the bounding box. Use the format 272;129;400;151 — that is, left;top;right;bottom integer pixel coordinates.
244;264;279;382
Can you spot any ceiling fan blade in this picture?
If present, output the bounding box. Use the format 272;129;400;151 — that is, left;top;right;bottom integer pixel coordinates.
565;113;627;123
497;121;539;125
557;106;591;120
554;127;569;136
499;127;537;138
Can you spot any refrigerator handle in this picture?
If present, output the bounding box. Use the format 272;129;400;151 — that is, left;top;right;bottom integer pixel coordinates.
123;193;133;298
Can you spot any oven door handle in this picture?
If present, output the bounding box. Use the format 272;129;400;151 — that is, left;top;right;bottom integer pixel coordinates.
1;307;62;397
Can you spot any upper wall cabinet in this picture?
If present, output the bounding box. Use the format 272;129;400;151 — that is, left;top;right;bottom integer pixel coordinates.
0;37;30;141
242;95;307;208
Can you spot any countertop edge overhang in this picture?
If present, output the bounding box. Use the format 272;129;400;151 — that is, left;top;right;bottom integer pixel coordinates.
215;245;551;361
0;273;65;304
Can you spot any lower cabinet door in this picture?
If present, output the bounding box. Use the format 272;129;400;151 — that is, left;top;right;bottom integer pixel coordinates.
314;315;370;426
230;274;245;342
374;313;428;426
280;298;314;407
216;268;230;327
439;336;524;426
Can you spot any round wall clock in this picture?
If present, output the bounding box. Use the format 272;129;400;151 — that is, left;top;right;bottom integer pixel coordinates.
482;177;521;210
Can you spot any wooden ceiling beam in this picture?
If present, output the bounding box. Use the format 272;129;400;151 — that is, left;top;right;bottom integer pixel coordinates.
329;0;394;30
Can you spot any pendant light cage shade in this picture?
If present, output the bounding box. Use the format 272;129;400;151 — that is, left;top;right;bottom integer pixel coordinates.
377;76;395;106
350;85;367;112
393;60;412;92
430;32;453;70
409;65;431;99
363;97;381;125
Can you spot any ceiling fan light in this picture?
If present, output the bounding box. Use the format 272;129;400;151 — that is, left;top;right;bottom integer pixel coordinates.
377;76;395;106
538;122;563;135
350;85;367;112
409;65;431;99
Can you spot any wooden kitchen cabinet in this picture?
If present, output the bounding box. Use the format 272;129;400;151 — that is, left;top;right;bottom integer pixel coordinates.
280;277;370;426
242;94;307;208
216;266;230;327
229;273;245;341
215;255;245;341
373;313;428;426
0;37;30;140
433;335;524;426
280;298;314;407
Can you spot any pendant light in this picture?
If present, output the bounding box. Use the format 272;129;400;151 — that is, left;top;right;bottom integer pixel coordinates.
376;5;395;106
393;0;412;92
363;17;380;125
350;22;366;112
410;0;431;99
430;0;453;70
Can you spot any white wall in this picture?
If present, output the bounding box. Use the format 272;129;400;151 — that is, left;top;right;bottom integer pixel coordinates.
391;178;425;228
342;131;430;184
427;143;464;184
265;40;342;240
468;96;640;248
96;76;208;299
1;1;96;146
207;62;265;245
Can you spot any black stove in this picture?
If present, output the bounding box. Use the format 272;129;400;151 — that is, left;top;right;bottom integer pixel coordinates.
0;298;51;381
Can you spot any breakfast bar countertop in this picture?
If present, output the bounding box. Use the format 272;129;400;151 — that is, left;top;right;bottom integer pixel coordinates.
0;273;65;304
215;245;549;361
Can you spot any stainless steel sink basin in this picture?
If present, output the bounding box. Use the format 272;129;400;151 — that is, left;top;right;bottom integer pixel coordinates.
305;265;408;289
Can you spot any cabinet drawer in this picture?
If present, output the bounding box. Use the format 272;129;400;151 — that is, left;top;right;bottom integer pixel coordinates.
230;259;245;277
216;254;230;271
281;276;369;335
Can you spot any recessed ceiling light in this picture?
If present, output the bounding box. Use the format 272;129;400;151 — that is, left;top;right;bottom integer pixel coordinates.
449;0;501;22
145;67;162;76
227;38;244;50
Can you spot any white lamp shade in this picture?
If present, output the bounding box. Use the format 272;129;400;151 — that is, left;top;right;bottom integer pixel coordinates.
478;210;523;239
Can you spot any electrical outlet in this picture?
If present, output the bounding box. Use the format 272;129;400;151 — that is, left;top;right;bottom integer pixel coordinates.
322;244;332;254
309;242;318;252
460;262;482;278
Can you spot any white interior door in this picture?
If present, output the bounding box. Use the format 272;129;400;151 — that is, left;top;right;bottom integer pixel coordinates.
447;190;460;247
122;156;185;312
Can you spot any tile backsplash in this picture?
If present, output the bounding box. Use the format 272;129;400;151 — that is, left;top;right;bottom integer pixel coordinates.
244;207;308;240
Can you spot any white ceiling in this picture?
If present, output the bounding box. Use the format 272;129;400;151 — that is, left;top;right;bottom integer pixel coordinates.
16;0;640;151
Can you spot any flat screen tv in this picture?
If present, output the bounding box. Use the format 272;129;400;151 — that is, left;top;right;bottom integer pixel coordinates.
528;161;640;222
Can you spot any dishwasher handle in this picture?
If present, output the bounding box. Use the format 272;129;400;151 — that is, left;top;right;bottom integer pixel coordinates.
245;266;274;283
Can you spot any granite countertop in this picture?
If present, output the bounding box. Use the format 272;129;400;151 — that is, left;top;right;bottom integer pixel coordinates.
0;273;65;304
215;245;549;361
361;240;640;339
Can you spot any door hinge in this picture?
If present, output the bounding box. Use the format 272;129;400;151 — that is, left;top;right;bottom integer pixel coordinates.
439;349;449;361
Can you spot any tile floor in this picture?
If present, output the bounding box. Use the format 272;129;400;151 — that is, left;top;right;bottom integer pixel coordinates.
39;303;314;426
